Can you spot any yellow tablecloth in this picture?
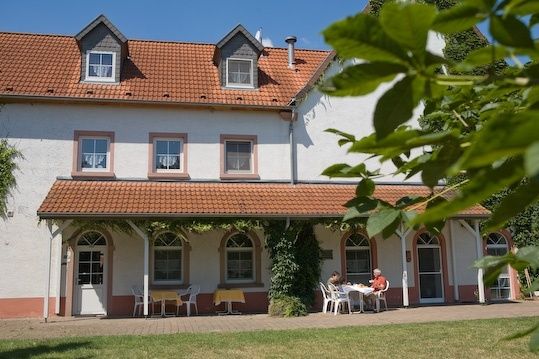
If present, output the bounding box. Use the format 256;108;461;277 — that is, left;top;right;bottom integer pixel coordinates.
213;289;245;305
151;290;182;304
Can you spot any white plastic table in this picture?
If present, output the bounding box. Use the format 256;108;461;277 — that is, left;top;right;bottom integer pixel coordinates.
341;285;374;312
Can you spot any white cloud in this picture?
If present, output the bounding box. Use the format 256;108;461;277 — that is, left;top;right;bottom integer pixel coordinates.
262;37;274;47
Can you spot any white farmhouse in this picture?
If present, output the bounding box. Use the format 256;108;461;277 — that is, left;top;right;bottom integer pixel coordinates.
0;15;518;319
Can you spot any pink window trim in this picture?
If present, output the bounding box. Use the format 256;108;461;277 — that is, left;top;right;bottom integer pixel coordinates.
220;134;259;180
71;130;115;178
148;133;189;180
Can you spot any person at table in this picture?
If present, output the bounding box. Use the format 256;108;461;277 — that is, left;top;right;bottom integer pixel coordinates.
365;268;387;310
327;271;344;288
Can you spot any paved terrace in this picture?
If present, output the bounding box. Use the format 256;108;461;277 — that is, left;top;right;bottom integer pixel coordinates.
1;301;537;340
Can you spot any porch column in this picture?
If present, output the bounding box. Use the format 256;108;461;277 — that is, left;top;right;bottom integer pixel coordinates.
474;220;486;304
128;221;150;317
396;224;411;308
448;220;459;302
44;219;72;323
458;219;485;304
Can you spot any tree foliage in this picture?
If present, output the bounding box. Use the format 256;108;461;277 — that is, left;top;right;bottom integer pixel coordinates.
322;0;539;350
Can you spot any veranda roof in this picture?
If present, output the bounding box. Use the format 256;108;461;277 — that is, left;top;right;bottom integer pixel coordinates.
37;180;490;219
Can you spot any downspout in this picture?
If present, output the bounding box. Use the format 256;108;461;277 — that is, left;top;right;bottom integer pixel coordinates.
289;105;298;185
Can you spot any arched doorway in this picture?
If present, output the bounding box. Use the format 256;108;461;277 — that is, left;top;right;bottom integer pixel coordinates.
416;232;445;303
486;232;511;300
74;231;108;315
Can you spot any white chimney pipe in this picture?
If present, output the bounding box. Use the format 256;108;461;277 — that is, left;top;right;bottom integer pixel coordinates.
285;36;297;69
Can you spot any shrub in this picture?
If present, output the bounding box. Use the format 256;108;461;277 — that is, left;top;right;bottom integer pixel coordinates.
268;295;307;317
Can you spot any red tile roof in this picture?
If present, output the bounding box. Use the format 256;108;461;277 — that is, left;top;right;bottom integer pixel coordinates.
37;180;490;218
0;32;333;108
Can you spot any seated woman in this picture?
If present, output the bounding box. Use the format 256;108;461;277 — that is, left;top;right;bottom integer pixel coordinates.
327;271;344;288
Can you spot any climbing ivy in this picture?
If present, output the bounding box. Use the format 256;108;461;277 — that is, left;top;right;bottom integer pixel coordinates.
0;139;20;217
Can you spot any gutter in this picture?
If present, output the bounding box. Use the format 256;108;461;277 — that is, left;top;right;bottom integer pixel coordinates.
0;94;293;112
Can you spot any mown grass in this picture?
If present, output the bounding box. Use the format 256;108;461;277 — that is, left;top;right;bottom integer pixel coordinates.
0;317;537;358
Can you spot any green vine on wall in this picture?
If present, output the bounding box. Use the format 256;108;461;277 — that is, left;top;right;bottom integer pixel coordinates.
0;139;20;217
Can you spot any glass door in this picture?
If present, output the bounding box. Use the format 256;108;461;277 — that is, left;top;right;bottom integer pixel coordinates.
417;233;444;303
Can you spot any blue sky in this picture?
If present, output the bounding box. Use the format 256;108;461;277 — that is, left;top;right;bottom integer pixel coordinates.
0;0;368;49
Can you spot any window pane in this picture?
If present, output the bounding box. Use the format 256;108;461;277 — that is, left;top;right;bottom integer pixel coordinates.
91;274;103;285
78;274;91;285
418;247;441;272
225;141;252;172
79;251;91;261
81;139;94;153
101;54;113;66
238;61;251;73
228;60;251;85
89;53;100;64
94;139;108;153
88;65;99;77
78;263;90;274
156;140;168;155
92;262;103;274
346;249;370;274
168;141;181;154
419;273;443;298
91;251;101;261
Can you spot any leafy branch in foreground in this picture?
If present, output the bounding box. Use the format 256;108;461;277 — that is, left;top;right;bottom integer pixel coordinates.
322;0;539;351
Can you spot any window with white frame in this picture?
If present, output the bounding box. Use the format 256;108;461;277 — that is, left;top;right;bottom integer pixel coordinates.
486;232;510;300
226;58;253;88
80;137;110;171
153;232;182;283
226;234;254;282
86;51;115;81
345;233;372;285
154;138;183;172
225;140;253;173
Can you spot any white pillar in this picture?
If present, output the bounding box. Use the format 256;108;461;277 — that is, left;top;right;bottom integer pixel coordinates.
397;224;411;308
127;220;150;317
43;219;72;322
474;220;486;304
43;222;53;323
448;220;460;302
55;235;62;314
143;235;149;316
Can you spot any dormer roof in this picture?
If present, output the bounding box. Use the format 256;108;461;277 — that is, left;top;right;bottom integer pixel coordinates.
216;24;264;52
75;14;127;44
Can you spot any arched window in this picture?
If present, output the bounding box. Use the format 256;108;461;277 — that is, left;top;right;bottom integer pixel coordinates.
152;232;182;283
345;233;371;284
226;234;254;282
486;232;510;300
77;231;106;246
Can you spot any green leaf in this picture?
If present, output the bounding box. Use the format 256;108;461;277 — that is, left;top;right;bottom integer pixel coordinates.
490;15;534;48
432;3;485;34
457;45;510;71
374;76;426;139
321;62;408;97
379;2;437;57
415;159;525;225
484;178;539;231
454;111;539;170
505;0;539;16
516;246;539;268
525;142;539;177
381;214;402;239
322;163;368;178
356;178;375;197
367;207;401;238
344;196;379;212
530;14;539;27
323;13;409;64
421;142;462;188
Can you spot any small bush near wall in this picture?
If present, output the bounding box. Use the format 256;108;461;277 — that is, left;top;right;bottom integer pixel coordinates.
268;295;307;317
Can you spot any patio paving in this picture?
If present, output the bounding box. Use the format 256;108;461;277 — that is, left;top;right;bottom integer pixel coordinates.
0;301;537;340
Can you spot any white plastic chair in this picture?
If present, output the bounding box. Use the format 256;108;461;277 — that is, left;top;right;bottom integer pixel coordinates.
328;283;351;315
319;282;333;314
177;285;200;316
131;285;154;317
375;280;389;312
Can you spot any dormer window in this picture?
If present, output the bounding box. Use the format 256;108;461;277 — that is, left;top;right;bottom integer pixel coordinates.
226;59;254;88
85;51;116;82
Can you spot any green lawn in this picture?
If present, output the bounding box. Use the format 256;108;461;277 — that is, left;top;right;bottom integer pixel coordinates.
0;317;537;359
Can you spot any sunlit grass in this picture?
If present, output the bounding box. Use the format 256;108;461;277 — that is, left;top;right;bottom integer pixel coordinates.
0;317;537;358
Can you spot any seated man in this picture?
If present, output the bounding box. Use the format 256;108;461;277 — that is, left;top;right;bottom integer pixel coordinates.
365;268;387;311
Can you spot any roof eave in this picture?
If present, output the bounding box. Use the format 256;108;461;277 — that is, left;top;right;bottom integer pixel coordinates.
0;94;292;111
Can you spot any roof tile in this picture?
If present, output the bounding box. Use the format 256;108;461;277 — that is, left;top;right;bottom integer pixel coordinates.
37;180;490;218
